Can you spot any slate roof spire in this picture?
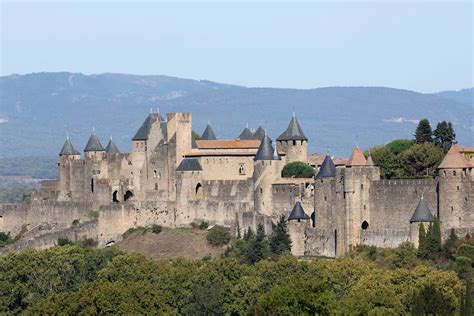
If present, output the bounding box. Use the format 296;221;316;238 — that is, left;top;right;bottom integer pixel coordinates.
366;151;375;166
105;136;120;154
132;112;163;141
84;129;105;152
238;124;254;140
315;154;336;179
59;135;80;156
254;133;277;161
288;202;310;221
252;125;266;141
277;113;307;141
201;121;217;140
409;196;434;223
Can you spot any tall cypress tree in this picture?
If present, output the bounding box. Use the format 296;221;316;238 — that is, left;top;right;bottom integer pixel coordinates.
461;281;472;316
434;121;456;153
415;119;433;144
426;217;442;260
417;223;427;258
269;215;292;257
246;223;269;264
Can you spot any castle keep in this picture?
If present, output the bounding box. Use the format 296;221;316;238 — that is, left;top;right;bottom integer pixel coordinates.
0;111;473;256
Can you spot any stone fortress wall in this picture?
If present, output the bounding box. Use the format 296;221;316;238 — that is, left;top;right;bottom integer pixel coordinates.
0;111;472;256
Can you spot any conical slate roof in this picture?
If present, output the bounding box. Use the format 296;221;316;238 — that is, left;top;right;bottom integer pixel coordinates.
252;126;266;141
238;127;254;140
254;135;276;160
315;155;336;179
410;197;434;223
366;154;375;166
59;138;80;156
201;124;217;140
277;115;307;141
176;158;203;172
132;112;163;141
105;138;120;154
84;131;105;152
346;146;367;166
288;202;310;221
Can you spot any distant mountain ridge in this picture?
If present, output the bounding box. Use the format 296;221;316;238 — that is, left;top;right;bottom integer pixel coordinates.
0;72;472;158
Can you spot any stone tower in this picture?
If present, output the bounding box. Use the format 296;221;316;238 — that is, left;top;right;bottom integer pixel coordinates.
276;114;308;163
342;146;380;253
253;134;282;216
84;129;106;200
438;145;473;237
313;154;338;257
409;196;434;248
58;136;81;200
288;201;311;256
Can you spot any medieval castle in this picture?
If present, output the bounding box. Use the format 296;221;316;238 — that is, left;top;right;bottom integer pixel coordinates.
0;111;473;257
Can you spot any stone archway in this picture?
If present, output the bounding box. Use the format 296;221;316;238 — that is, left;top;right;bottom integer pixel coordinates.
112;190;119;203
124;190;133;201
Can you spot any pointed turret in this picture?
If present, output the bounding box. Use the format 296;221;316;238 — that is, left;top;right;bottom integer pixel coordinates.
105;137;120;154
410;197;434;223
132;112;163;141
238;126;254;140
84;130;105;152
201;123;217;140
254;135;276;161
315;155;336;179
366;152;375;166
272;145;281;160
346;146;367;167
59;137;80;156
438;145;471;169
288;202;310;221
277;114;307;141
252;126;265;141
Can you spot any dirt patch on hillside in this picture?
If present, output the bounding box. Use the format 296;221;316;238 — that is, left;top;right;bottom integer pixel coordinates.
116;228;227;261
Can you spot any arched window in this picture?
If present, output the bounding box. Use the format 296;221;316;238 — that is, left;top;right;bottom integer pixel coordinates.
239;163;246;175
112;190;119;203
124;190;133;201
361;220;369;230
195;183;202;195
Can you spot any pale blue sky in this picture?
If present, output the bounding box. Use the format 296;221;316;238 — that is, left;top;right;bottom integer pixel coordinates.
1;1;472;92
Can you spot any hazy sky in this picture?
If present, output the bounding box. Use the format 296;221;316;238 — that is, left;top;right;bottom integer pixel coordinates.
1;1;472;92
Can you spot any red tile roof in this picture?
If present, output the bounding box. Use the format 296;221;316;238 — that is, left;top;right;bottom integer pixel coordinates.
346;146;367;166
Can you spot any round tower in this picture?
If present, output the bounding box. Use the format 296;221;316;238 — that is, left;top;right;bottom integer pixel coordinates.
288;201;311;256
276;113;308;163
409;196;434;248
253;134;282;216
58;136;81;200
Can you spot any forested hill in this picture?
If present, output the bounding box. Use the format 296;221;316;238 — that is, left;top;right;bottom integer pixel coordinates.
0;72;472;158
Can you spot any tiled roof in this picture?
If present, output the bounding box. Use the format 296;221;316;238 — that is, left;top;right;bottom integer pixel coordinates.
238;127;254;140
254;135;277;160
105;139;120;153
59;138;80;156
409;197;434;223
438;145;472;169
288;202;310;221
308;154;347;166
132;112;163;141
346;146;367;166
84;131;105;152
366;154;375;166
315;155;336;179
176;158;203;172
252;126;266;141
196;139;261;149
201;124;217;140
277;115;307;141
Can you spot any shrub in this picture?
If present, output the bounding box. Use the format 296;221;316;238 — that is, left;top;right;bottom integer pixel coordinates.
78;238;97;248
57;238;73;246
281;161;314;178
207;225;231;246
0;232;12;247
199;221;209;230
88;210;99;220
151;224;162;234
122;226;149;238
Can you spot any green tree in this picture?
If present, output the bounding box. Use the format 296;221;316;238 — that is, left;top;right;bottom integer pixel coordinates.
269;215;292;257
386;139;414;155
400;142;444;178
434;121;456;153
365;146;401;179
417;223;427;258
192;130;202;140
425;218;442;260
206;225;231;246
246;224;269;264
443;228;459;259
414;119;433;143
281;161;314;178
